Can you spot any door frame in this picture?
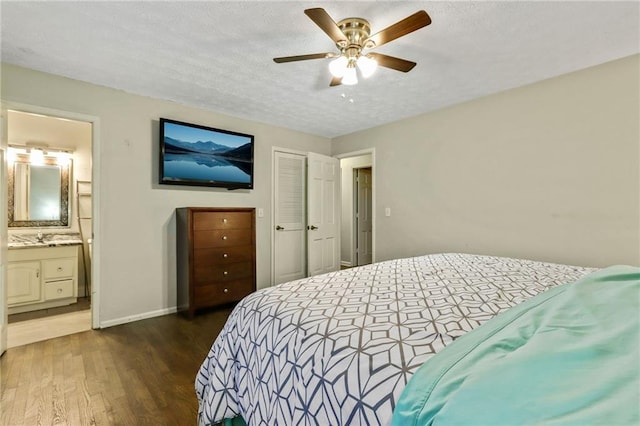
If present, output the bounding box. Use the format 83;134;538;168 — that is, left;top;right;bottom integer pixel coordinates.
335;148;376;266
1;101;101;330
0;146;6;355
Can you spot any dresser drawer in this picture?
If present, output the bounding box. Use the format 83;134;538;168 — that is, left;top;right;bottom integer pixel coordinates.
193;229;252;248
194;279;254;307
42;258;75;280
193;212;252;230
193;245;253;266
44;279;74;300
194;261;253;285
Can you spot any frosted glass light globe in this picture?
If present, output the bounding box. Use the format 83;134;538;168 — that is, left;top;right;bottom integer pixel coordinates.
357;55;378;78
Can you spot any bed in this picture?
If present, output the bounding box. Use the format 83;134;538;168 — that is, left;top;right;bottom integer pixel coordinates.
195;253;599;426
392;264;640;425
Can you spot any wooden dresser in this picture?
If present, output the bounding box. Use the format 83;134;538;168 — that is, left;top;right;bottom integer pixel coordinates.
176;207;256;318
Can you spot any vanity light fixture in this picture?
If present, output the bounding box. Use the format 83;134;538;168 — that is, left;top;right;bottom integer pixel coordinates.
50;151;72;166
29;148;45;166
8;144;73;165
56;154;72;166
7;145;28;164
7;147;18;164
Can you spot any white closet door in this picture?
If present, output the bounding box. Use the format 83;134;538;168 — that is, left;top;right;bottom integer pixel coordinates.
273;151;306;284
307;152;340;276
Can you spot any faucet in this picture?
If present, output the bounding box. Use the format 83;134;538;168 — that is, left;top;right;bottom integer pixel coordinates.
36;230;44;242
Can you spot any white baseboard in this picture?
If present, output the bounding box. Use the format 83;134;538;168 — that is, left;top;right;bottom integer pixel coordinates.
341;261;353;268
99;306;177;329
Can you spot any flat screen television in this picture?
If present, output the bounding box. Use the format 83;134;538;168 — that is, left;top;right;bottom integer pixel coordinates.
159;118;254;190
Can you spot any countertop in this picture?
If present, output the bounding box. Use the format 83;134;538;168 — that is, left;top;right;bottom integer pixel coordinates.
8;232;83;249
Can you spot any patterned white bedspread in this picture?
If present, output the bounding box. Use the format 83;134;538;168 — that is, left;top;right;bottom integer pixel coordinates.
196;253;595;426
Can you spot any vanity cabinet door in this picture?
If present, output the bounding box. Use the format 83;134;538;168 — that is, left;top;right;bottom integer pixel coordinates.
7;261;41;305
7;245;79;312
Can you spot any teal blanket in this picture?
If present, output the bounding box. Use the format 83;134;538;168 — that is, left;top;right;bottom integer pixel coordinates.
393;265;640;426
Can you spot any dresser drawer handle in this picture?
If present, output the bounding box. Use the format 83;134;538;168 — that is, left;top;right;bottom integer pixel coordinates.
57;288;63;294
223;253;228;258
223;288;229;293
222;236;228;240
223;218;228;223
223;271;228;275
57;267;63;272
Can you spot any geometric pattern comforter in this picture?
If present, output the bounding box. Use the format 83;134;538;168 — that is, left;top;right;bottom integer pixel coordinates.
196;253;596;426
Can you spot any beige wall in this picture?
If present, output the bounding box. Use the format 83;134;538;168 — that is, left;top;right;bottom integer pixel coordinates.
1;63;331;326
333;55;640;268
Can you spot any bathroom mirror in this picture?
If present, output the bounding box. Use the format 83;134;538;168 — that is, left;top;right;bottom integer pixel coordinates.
8;153;71;228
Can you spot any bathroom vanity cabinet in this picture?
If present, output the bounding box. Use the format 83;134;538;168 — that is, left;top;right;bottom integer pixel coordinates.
7;245;79;314
176;207;256;318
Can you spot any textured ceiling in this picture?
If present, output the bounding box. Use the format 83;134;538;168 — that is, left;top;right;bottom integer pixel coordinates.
1;1;639;138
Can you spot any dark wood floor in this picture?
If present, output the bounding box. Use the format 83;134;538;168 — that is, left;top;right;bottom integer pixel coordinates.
1;306;235;425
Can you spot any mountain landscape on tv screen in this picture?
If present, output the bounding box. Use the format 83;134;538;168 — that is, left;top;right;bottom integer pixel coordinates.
164;136;252;162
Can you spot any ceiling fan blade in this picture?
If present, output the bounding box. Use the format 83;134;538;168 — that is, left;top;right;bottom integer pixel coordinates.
365;10;431;48
273;53;334;63
329;76;342;87
304;8;347;45
368;53;416;72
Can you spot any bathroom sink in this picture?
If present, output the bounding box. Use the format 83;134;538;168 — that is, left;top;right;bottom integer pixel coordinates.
8;232;83;248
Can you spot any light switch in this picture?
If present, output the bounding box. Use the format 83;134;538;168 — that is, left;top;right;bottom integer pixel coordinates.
385;207;391;217
257;208;264;218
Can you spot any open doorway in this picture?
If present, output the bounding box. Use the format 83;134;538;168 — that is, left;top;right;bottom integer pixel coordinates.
339;151;374;269
4;109;93;348
354;167;373;266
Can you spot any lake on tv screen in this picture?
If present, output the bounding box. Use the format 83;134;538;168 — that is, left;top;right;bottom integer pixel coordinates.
164;153;250;183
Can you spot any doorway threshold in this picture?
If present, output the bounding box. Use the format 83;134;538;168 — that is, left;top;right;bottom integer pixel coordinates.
7;309;91;348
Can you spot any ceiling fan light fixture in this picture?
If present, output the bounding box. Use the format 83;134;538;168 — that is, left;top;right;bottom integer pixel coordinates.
342;65;358;85
274;8;432;87
357;54;377;78
329;56;348;78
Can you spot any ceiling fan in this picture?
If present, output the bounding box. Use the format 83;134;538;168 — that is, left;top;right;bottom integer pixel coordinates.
273;8;432;87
